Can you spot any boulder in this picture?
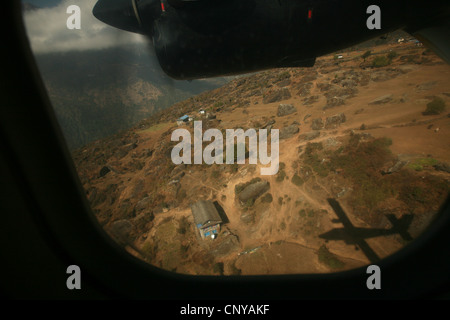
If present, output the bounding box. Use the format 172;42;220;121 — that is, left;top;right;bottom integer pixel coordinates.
316;83;335;92
434;162;450;173
263;87;291;104
297;82;313;97
279;124;300;139
276;79;291;87
211;235;240;256
277;103;297;117
262;119;275;129
238;181;270;203
311;118;324;130
369;94;393;105
303;95;319;106
298;131;320;141
325;113;346;129
324;97;346;110
381;160;407;175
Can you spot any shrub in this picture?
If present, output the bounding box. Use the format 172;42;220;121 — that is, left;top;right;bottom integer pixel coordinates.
211;170;220;179
423;97;446;115
318;245;345;269
291;174;304;186
328;137;396;212
276;170;286;182
372;55;391;68
261;193;273;203
407;158;438;171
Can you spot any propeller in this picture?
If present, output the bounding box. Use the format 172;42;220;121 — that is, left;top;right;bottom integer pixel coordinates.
93;0;177;90
93;0;145;34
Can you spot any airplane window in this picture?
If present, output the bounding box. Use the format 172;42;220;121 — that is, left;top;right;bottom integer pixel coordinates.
21;0;449;276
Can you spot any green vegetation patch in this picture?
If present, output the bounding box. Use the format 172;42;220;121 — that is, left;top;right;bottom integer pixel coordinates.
137;122;171;134
372;55;392;68
276;169;287;182
291;174;304;186
328;137;396;212
407;158;439;171
423;97;446;115
261;193;273;203
302;142;329;177
318;245;345;270
397;175;449;211
211;170;221;179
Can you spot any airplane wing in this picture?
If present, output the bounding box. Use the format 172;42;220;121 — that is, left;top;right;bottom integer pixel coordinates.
327;198;355;231
326;198;381;263
355;238;381;263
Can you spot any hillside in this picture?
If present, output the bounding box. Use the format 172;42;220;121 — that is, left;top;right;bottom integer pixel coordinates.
72;40;450;275
34;47;232;148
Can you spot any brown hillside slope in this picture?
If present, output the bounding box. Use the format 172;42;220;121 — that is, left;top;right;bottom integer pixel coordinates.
72;41;450;275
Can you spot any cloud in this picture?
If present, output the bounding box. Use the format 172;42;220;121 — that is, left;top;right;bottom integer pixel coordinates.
23;0;148;53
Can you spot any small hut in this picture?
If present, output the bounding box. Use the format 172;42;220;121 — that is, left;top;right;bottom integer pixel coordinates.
190;200;223;239
177;115;189;126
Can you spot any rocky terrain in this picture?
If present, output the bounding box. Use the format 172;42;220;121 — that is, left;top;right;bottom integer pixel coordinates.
72;40;450;275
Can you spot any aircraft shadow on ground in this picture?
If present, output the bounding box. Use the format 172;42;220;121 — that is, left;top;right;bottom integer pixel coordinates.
319;198;414;263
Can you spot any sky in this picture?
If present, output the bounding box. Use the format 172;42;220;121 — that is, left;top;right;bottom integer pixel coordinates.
22;0;148;54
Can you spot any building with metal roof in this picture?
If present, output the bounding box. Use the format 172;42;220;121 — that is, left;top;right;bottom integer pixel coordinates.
190;200;223;239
